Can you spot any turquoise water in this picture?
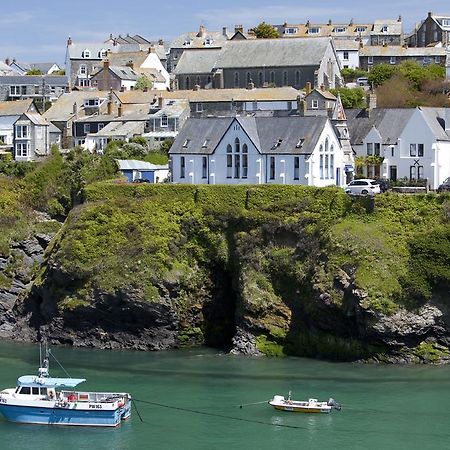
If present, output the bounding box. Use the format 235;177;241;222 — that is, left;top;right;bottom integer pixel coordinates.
0;341;449;450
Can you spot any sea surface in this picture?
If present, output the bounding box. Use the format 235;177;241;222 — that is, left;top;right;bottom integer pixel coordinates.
0;341;449;450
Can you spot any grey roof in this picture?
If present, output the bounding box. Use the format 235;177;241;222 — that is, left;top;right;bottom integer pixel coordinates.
333;40;361;50
109;66;139;80
12;62;59;73
67;43;114;60
419;107;450;141
169;116;328;155
170;29;229;49
91;120;144;137
117;159;168;171
346;108;415;145
173;49;221;74
371;19;403;35
0;75;68;86
174;38;332;74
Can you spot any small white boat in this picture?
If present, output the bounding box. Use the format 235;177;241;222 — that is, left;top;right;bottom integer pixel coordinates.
269;391;341;414
0;345;132;427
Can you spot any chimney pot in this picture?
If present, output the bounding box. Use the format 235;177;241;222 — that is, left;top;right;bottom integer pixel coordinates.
223;26;228;37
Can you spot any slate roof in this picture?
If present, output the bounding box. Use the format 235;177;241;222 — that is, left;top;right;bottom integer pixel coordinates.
371;19;403;35
67;43;114;60
274;22;373;38
346;108;415;145
0;75;68;86
22;112;48;126
109;66;139;80
170;28;229;49
92;120;144;137
169;116;328;155
419;107;450;140
0;99;34;116
174;38;332;74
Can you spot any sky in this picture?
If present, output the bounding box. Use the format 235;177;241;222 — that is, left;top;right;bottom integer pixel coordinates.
1;0;449;64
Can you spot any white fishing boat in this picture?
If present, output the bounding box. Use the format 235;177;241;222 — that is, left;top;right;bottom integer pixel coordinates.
269;391;341;414
0;345;132;427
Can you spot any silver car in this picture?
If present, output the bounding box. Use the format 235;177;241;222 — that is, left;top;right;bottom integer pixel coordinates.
345;179;381;195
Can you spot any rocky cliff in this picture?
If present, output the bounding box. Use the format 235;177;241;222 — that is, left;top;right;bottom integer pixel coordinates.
1;182;450;363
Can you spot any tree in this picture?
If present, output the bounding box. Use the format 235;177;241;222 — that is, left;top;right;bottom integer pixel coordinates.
341;68;369;83
134;75;153;91
253;22;279;39
329;87;365;108
26;68;43;75
367;64;397;87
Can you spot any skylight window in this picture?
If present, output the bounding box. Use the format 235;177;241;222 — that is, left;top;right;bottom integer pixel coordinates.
183;139;190;148
296;139;304;148
202;139;209;148
272;139;283;149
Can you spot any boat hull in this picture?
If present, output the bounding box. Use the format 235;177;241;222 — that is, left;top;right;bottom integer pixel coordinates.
0;402;132;427
271;404;330;413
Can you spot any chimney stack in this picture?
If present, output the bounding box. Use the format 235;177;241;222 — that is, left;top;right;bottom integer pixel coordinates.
366;93;377;116
297;95;307;116
72;102;78;115
148;45;156;54
158;94;163;108
5;57;10;66
103;59;110;70
235;25;244;33
118;104;122;117
305;81;312;95
223;26;228;37
126;60;134;69
107;89;113;115
158;39;164;46
428;11;433;18
198;25;206;37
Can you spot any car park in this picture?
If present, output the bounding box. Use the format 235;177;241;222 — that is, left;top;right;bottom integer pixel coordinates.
344;179;381;195
437;177;450;193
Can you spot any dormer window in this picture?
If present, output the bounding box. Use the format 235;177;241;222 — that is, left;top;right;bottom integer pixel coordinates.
309;27;320;34
442;19;450;27
333;27;346;33
84;98;100;107
355;26;367;33
183;39;192;47
99;49;108;58
183;139;190;148
284;27;298;34
204;37;214;46
82;49;91;58
380;26;388;32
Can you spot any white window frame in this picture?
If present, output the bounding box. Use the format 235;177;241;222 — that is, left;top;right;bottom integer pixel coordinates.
390;56;396;65
82;49;91;58
368;56;374;65
285;27;298;34
15;125;30;139
334;27;346;33
160;115;168;127
311;99;319;109
355;26;367;33
343;51;349;60
83;124;90;134
79;65;87;76
196;103;203;113
309;27;320;34
15;142;29;157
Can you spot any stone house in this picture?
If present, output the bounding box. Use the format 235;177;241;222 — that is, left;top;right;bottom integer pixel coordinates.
91;61;139;91
359;46;447;71
0;75;68;102
406;12;450;47
174;37;342;90
369;19;403;46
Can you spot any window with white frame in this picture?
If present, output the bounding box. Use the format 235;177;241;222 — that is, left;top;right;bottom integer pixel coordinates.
79;65;87;76
319;144;324;179
334;27;346;33
442;19;450;27
204;37;214;46
284;27;298;34
160;115;168;127
309;27;320;34
15;142;29;157
368;56;373;65
84;124;90;134
82;49;91;58
196;103;203;113
269;156;275;180
319;138;334;179
10;86;27;96
84;98;99;107
390;56;396;65
343;51;349;60
311;99;319;109
410;143;424;157
78;79;90;87
380;26;388;32
97;123;104;131
242;144;248;178
367;143;373;155
355;26;367;32
226;144;232;178
99;49;107;58
15;125;29;139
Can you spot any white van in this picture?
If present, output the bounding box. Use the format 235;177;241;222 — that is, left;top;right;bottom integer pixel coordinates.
356;77;369;86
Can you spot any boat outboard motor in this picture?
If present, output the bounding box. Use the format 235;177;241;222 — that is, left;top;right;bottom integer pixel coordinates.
327;398;342;411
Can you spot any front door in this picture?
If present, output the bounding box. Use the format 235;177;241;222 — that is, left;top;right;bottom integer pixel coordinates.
390;165;397;181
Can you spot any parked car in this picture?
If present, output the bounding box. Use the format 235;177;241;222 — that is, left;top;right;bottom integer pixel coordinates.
437;177;450;193
356;77;369;86
344;179;381;195
133;178;150;183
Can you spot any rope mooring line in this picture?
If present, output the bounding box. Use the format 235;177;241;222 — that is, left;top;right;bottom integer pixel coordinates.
132;398;308;430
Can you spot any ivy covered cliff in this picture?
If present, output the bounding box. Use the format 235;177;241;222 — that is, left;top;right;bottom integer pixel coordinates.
2;173;449;363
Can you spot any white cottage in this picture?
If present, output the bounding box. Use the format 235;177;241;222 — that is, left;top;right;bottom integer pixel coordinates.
347;107;450;189
169;114;353;186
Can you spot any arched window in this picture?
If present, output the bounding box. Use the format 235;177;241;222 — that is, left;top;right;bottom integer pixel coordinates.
242;144;248;178
295;71;300;86
283;71;288;86
186;76;190;90
196;76;201;86
325;138;329;152
258;72;263;86
82;49;91;58
235;137;240;153
270;71;275;84
227;144;232;153
247;72;251;84
226;145;232;178
242;144;248;153
234;72;239;87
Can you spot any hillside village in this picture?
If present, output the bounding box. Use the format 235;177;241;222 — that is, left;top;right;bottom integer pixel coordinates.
1;11;450;190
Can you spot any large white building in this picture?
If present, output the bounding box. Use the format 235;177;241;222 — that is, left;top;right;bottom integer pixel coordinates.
169;106;354;186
